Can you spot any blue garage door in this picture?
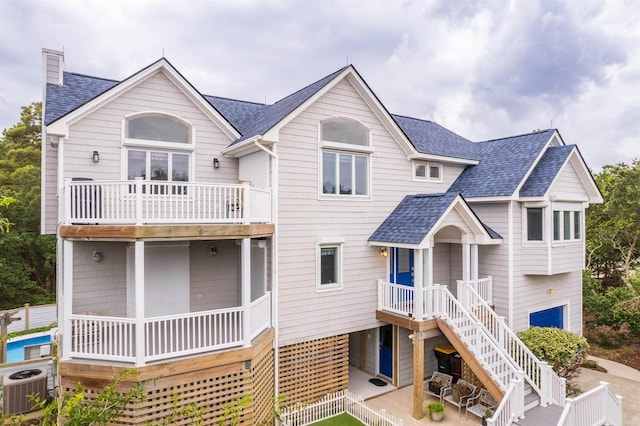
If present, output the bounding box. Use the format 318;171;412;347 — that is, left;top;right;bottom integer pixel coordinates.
530;306;564;329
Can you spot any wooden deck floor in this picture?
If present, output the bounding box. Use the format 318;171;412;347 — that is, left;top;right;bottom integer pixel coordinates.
513;403;564;426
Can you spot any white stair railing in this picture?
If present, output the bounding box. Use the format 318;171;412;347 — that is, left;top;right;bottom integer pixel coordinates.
556;381;622;426
433;285;524;400
458;281;566;407
486;378;524;426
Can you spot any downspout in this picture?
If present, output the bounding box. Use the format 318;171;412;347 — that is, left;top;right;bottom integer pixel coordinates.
508;200;514;327
252;138;280;396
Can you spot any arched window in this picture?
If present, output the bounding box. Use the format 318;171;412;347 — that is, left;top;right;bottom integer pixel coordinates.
321;118;368;146
127;114;190;143
124;114;193;184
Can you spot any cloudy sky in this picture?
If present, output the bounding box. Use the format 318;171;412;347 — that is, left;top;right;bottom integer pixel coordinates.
1;0;639;170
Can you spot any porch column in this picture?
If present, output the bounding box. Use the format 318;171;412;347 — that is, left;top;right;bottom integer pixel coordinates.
462;243;471;281
134;241;145;366
470;244;478;281
241;238;251;347
412;332;425;419
62;240;73;359
414;249;424;320
426;247;434;317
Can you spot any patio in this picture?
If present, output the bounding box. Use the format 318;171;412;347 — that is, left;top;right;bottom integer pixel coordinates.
366;384;482;426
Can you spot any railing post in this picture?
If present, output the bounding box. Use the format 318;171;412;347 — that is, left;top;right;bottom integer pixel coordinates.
242;182;250;224
64;179;71;224
497;316;506;351
487;275;493;305
135;177;143;225
540;362;552;406
377;279;383;311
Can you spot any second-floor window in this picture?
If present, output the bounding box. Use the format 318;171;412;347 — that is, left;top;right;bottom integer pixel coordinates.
124;114;194;184
320;118;371;197
414;161;442;182
553;210;581;241
527;207;544;241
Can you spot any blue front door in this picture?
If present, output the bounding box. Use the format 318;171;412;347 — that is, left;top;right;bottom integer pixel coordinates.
530;306;564;329
390;248;414;286
379;325;393;378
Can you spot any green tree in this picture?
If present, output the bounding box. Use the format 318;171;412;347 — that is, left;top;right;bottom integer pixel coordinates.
586;160;640;290
0;102;56;309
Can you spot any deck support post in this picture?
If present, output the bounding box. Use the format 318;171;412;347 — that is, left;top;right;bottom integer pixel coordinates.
241;238;251;347
134;241;145;366
412;331;425;419
62;240;73;360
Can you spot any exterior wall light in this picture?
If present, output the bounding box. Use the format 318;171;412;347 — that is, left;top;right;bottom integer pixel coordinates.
213;158;220;169
92;250;103;262
380;247;388;257
210;246;218;256
92;150;100;163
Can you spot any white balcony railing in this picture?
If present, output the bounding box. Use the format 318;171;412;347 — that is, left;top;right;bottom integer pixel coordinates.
64;179;271;225
68;292;271;364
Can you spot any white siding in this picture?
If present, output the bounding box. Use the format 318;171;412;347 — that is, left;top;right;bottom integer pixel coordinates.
60;71;237;189
549;162;589;201
43;135;59;234
239;151;270;187
471;202;510;319
276;78;466;345
551;243;583;274
522;245;549;275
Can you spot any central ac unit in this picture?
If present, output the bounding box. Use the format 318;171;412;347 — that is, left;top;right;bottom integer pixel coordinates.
2;369;48;415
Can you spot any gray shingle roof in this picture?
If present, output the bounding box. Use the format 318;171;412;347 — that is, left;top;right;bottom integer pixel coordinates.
204;96;268;136
448;130;556;198
228;66;348;145
45;72;118;125
519;145;575;197
368;192;501;245
392;115;478;161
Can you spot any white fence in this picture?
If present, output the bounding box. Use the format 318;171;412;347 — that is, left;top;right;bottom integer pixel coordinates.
6;304;57;334
279;390;403;426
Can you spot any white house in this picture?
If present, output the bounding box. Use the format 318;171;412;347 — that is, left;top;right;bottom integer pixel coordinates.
41;48;620;425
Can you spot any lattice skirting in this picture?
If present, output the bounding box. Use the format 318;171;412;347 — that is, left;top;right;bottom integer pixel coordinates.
58;328;275;425
278;334;349;407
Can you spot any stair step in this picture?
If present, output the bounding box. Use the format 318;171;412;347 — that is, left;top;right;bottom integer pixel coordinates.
524;392;540;411
514;403;563;426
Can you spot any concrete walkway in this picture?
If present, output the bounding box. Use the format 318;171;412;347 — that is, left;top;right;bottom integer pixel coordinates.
366;355;637;425
574;356;639;425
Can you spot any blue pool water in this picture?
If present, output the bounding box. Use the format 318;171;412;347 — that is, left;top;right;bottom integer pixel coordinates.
6;334;52;363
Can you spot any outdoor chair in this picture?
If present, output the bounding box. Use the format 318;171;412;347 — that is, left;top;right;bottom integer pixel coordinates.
465;388;498;420
441;378;477;415
424;371;453;399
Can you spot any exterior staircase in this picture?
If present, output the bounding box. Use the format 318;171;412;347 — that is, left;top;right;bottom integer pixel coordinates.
378;279;623;425
431;283;622;425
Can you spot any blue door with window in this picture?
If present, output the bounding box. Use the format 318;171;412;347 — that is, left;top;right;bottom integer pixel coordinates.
390;248;414;286
379;325;393;378
530;306;564;329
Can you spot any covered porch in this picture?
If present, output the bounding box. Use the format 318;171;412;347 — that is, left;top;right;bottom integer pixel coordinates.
59;237;272;366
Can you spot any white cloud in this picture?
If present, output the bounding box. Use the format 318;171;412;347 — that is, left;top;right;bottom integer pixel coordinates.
1;0;639;170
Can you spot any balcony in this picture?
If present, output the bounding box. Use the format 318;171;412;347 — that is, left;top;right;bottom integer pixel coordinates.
64;178;271;225
66;293;271;364
377;277;493;321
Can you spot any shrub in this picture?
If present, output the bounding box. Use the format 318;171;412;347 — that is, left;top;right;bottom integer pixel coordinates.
517;326;589;393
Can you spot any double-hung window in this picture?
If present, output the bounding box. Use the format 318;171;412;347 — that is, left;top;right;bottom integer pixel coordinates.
317;239;344;291
123;114;194;192
320;118;371;197
527;207;544;241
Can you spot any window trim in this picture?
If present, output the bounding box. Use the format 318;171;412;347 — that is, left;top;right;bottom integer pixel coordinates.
412;161;443;183
526;207;545;242
319;118;372;199
122;112;196;183
316;238;344;292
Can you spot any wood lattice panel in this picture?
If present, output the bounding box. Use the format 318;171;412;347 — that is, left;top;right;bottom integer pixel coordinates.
278;334;349;407
58;329;275;425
